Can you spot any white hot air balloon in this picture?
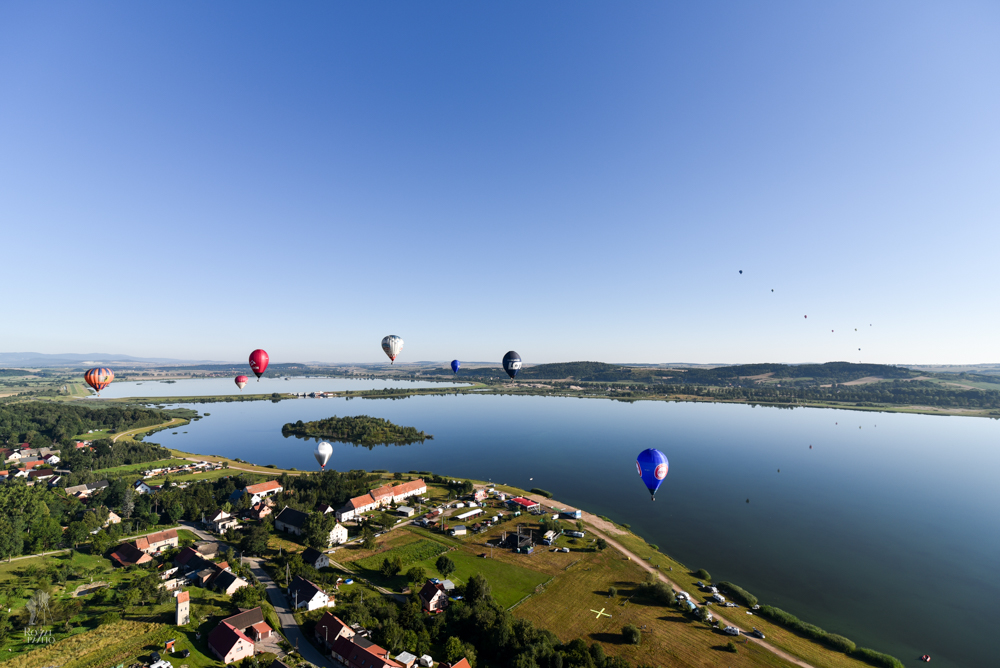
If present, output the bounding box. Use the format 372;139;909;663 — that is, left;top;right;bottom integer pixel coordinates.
314;441;333;470
381;335;404;364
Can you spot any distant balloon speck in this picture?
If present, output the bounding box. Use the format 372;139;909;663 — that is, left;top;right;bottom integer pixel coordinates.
746;499;750;504
739;270;743;274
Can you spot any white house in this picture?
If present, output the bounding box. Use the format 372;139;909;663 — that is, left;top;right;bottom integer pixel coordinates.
390;479;427;504
289;576;333;611
242;480;283;505
301;548;330;570
43;454;60;465
134;480;153;495
328;523;349;546
208;510;240;534
335;494;379;523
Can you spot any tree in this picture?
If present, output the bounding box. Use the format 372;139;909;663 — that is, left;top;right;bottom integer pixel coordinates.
622;624;641;645
361;525;377;550
726;640;738;653
596;538;607;550
122;486;135;519
167;503;185;523
435;555;455;578
444;636;465;663
696;568;711;581
241;525;270;557
304;512;337;549
380;556;402;578
464;573;491;605
66;522;89;549
90;529;114;556
0;517;24;562
232;584;264;608
405;566;426;584
607;586;617;598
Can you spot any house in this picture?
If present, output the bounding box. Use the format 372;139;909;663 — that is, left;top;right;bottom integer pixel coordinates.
301;547;330;570
28;468;55;481
288;575;333;611
240;480;283;505
174;547;202;568
330;635;401;668
314;612;355;650
197;542;226;559
318;503;335;514
135;529;179;554
213;570;250;597
207;510;239;534
397;506;415;518
395;652;418;668
449;525;467;536
327;522;349;546
418;580;449;613
19;460;44;470
246;502;272;520
43;454;60;465
274;507;309;535
110;542;153;567
390;479;427;504
442;661;472;668
66;479;109;499
335;493;379;522
507;497;540;512
176;590;190;625
134;480;153;495
207;621;255;664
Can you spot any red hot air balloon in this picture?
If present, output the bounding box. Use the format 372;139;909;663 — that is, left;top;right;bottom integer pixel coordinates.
84;368;114;396
249;349;269;381
235;375;249;391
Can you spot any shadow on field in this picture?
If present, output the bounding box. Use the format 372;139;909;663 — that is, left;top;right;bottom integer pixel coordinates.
589;633;627;645
658;616;692;624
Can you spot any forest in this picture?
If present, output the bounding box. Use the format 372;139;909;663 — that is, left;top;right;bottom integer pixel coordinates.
0;402;172;447
281;415;432;446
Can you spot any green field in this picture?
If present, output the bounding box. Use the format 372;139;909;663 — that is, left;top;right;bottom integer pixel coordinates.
350;538;449;572
91;458;191;476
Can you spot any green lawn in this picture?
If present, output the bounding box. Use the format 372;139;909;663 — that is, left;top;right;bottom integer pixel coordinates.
416;549;548;609
91;458;190;476
350;539;449;572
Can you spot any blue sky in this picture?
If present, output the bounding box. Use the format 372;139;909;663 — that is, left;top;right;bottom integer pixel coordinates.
2;2;998;365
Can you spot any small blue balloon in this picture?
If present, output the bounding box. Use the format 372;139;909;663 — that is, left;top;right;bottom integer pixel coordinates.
636;448;669;500
451;360;460;374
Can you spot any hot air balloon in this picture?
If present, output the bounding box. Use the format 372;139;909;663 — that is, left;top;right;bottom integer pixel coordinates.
502;351;521;380
804;315;808;319
84;368;114;396
636;448;669;500
451;360;460;374
739;270;743;275
235;375;249;391
381;335;403;364
249;349;269;381
314;441;333;470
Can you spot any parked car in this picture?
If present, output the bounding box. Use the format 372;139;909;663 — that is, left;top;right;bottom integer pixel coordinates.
724;626;740;636
751;628;765;639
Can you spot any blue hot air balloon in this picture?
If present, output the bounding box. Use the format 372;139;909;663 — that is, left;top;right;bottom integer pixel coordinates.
636;448;669;500
502;351;522;380
451;360;460;374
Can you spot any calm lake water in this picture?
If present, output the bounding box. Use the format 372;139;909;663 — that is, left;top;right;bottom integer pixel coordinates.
114;379;997;668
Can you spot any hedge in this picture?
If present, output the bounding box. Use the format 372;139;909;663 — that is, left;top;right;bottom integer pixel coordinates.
757;606;903;667
718;581;757;608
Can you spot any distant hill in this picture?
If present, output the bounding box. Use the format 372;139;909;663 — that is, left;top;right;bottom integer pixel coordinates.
0;352;233;368
511;361;917;385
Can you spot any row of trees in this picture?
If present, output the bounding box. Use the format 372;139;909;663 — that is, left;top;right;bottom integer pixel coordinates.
0;402;170;447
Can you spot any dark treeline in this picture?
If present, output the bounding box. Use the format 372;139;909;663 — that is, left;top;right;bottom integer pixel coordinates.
0;402;171;447
62;439;174;483
281;415;431;446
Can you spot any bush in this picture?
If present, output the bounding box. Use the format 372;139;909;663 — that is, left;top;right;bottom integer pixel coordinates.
529;488;553;498
622;624;641;645
725;640;738;653
852;647;905;668
695;568;711;581
825;634;856;653
607;586;617;598
718;581;757;608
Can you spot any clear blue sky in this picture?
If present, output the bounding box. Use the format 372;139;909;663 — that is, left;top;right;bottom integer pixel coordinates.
2;2;998;365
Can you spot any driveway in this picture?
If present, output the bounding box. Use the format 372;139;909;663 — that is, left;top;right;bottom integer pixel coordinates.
245;556;332;668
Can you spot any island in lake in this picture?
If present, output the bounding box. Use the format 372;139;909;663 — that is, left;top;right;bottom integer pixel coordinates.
281;414;432;446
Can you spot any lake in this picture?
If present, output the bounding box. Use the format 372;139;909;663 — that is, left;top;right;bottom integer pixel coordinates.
115;379;997;667
89;376;467;398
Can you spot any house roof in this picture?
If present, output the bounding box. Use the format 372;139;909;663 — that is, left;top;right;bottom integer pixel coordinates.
346;493;377;510
289;575;325;603
87;480;109;491
221;607;265;631
251;621;272;635
391;479;426;495
316;612;351;641
275;507;309;529
145;529;178;545
370;484;395;500
208;622;252;657
213;570;246;592
331;636;401;668
111;543;152;567
302;547;325;565
418;581;446;603
447;660;472;668
176;591;190;603
245;480;282;495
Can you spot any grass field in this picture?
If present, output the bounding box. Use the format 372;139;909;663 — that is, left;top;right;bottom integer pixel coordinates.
350;538;449;572
91;458;190;476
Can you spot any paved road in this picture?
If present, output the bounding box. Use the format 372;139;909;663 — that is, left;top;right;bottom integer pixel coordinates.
245;556;332;668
